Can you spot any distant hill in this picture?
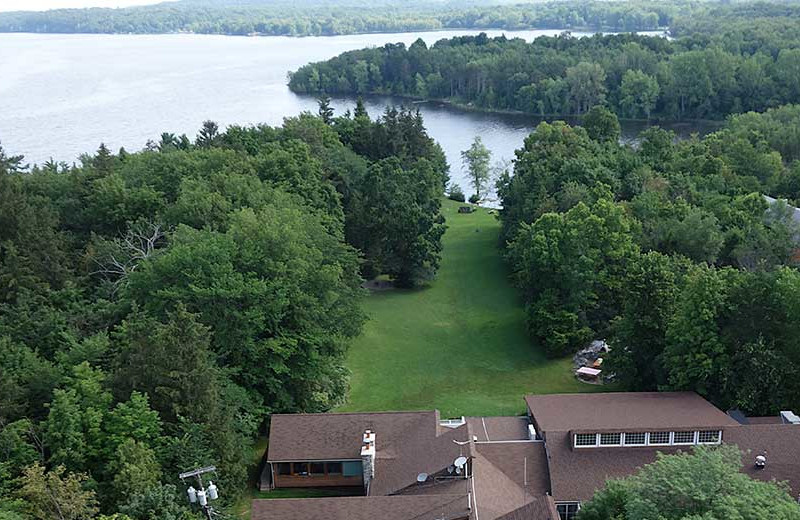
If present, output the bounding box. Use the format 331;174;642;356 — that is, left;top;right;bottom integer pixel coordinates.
0;0;677;36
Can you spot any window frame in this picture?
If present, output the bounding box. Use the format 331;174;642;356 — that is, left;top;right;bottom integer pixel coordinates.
574;433;598;448
623;432;646;446
672;431;696;445
647;431;672;446
599;432;622;446
697;430;722;445
556;501;581;520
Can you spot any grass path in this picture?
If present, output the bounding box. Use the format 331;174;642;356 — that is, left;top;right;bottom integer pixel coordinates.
338;199;597;418
236;199;598;517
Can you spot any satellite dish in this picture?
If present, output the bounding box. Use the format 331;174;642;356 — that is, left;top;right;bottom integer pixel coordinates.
454;456;468;468
416;473;428;483
447;465;455;474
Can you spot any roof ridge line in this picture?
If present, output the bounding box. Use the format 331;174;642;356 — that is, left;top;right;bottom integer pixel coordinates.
270;410;439;417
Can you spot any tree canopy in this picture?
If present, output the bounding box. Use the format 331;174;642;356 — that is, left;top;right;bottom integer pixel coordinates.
498;105;800;415
578;445;800;520
0;105;447;517
0;0;679;36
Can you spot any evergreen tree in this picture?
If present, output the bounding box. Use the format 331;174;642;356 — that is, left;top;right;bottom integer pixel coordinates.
317;95;334;124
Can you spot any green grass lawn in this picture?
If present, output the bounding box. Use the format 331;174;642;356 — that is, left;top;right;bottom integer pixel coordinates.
338;199;601;418
237;199;601;517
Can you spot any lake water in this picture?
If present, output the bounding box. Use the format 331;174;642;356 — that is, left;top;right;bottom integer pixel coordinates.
0;30;705;195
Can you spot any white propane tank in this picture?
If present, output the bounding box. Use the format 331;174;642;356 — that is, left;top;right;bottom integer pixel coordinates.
187;486;197;504
207;481;218;501
197;489;208;506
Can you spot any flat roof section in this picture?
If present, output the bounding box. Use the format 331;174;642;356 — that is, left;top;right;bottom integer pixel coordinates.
466;416;532;442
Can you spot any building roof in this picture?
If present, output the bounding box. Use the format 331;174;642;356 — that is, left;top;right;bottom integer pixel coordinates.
543;430;683;502
494;499;561;520
743;416;785;425
468;441;557;519
267;410;440;462
267;410;473;497
526;392;739;433
543;422;800;503
251;494;471;520
262;392;800;518
764;195;800;225
726;424;800;494
466;416;531;442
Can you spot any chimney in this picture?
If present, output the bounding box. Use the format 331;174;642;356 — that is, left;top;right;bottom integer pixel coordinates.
361;429;376;489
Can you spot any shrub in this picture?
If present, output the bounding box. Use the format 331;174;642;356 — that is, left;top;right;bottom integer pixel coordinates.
447;184;466;202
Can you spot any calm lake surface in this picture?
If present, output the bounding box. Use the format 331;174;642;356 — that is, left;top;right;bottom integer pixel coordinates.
0;30;708;194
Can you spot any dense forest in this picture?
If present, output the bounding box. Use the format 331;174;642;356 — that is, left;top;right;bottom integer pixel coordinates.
0;105;446;519
0;0;680;36
289;2;800;121
497;103;800;415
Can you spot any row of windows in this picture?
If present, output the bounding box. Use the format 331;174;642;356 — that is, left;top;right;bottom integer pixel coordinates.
574;430;721;448
276;461;345;476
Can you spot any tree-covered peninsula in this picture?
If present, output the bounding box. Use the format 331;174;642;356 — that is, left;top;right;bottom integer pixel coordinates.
289;3;800;121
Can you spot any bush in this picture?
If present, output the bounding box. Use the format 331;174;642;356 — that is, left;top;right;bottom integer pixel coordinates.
469;193;480;204
447;184;466;202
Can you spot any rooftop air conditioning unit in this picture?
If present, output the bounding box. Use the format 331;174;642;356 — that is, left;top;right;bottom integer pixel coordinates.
780;411;800;424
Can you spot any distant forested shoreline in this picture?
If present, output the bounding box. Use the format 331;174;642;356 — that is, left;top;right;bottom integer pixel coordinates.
0;0;678;36
289;2;800;122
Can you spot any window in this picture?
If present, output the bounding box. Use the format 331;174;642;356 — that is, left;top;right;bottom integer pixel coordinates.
673;431;695;444
698;430;721;444
599;433;622;446
574;433;597;447
648;432;670;445
291;462;309;476
310;462;325;475
623;432;646;445
342;461;363;477
276;463;291;475
326;462;343;475
556;502;581;520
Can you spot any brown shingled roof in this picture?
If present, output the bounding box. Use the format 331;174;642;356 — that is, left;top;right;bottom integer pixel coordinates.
544;423;800;503
495;498;560;520
526;392;739;433
472;442;554;520
251;494;471;520
267;410;473;497
267;410;439;462
726;424;800;495
466;416;531;442
544;430;684;502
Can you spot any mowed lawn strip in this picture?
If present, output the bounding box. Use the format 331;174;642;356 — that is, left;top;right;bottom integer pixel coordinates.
339;199;600;418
